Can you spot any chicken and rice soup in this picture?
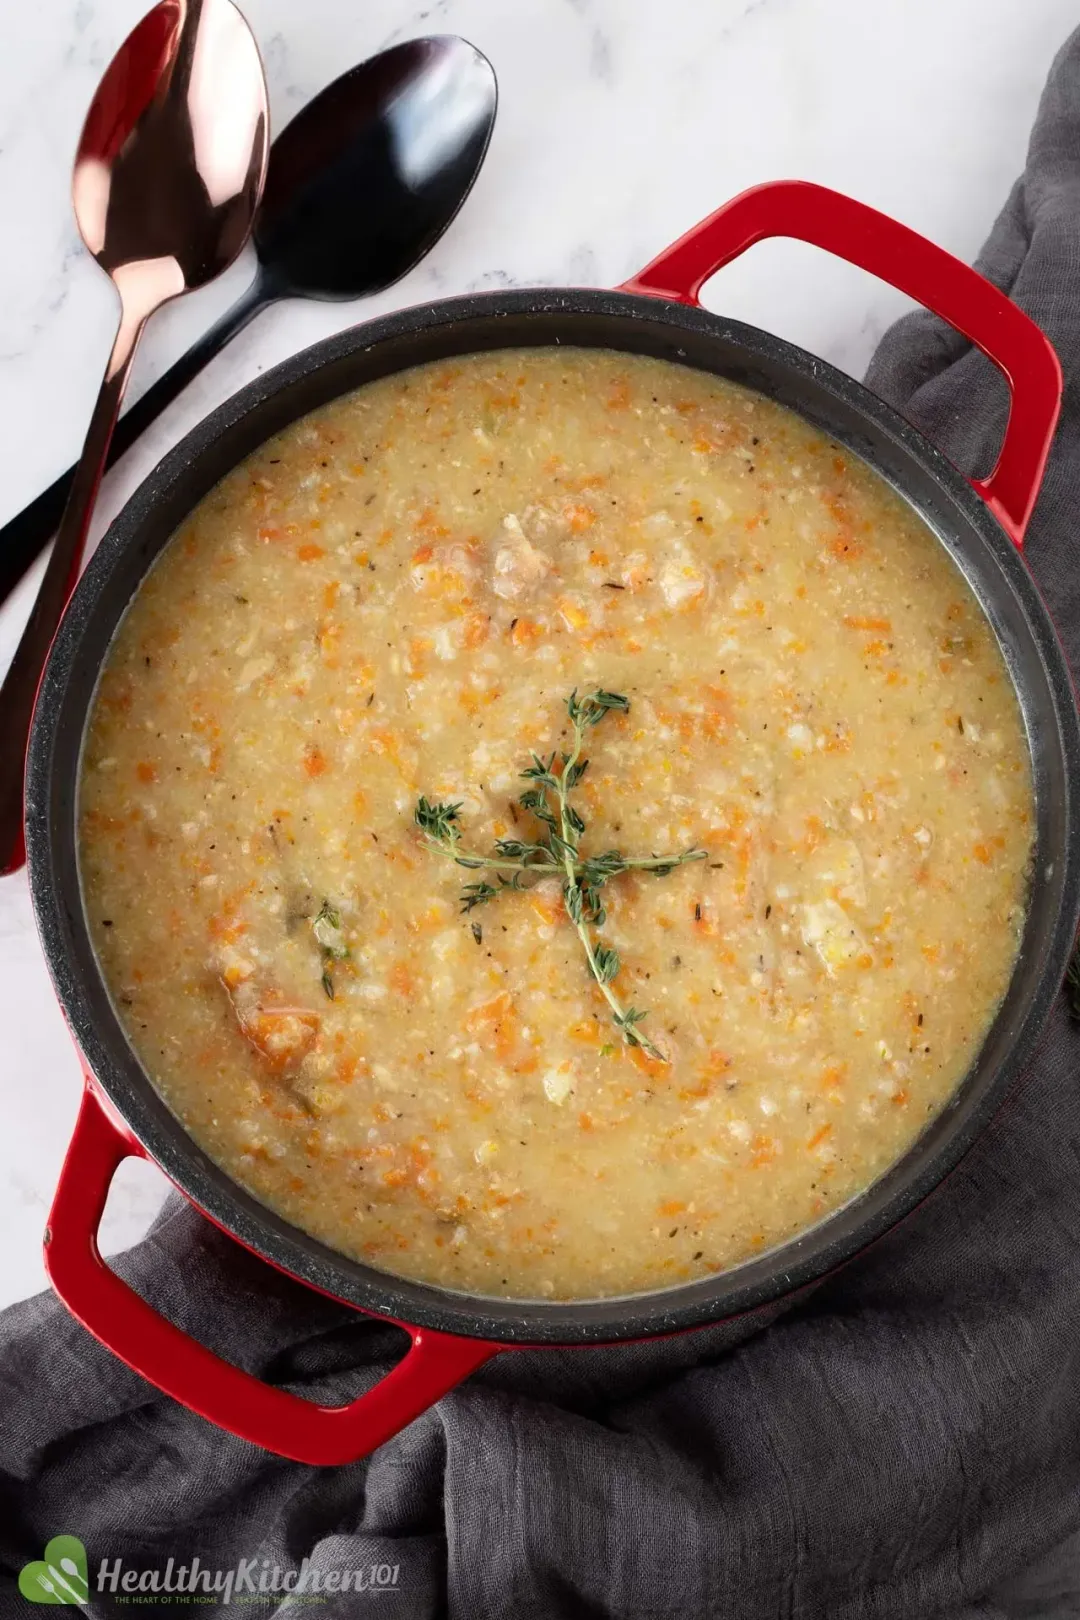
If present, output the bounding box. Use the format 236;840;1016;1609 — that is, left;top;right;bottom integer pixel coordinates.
79;349;1033;1300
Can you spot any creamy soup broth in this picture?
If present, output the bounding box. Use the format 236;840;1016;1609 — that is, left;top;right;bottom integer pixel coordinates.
79;349;1033;1299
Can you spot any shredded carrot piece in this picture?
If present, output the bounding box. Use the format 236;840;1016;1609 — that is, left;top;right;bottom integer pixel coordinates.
749;1134;777;1168
843;615;892;632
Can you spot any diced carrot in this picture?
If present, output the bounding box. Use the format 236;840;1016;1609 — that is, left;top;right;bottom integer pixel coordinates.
136;761;156;784
235;1004;319;1072
511;618;542;647
531;894;561;927
389;962;414;997
384;847;416;871
415;506;451;540
303;744;327;777
564;503;596;533
820;1064;846;1098
568;1019;602;1046
807;1123;833;1150
803;815;826;852
297;543;325;562
407;635;433;674
465;991;517;1060
463;613;489;649
557;597;590;632
318;622;341;665
628;1044;667;1080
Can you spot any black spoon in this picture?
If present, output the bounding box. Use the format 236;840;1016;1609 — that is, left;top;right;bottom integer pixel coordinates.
0;36;497;606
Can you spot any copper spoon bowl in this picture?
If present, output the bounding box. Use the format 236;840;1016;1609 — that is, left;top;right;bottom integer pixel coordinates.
0;0;268;873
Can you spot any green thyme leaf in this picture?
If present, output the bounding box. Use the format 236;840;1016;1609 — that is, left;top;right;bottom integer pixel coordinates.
460;881;499;912
414;798;462;842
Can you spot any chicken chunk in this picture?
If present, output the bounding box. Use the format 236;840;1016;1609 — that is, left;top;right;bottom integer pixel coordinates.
491;513;554;601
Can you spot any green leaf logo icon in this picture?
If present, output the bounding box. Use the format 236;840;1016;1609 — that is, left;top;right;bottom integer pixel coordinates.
18;1537;88;1605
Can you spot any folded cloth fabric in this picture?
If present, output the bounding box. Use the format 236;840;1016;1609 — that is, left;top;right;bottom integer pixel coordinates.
4;30;1080;1620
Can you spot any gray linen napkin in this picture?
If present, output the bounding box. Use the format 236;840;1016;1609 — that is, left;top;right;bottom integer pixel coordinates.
5;30;1080;1620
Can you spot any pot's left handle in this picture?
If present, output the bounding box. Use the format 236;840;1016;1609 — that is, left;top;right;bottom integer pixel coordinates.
620;179;1062;547
46;1085;499;1466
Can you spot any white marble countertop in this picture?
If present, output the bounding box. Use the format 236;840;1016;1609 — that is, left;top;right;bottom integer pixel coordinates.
0;0;1074;1312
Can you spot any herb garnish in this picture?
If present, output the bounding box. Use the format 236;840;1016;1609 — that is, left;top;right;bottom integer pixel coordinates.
415;689;706;1059
313;899;348;999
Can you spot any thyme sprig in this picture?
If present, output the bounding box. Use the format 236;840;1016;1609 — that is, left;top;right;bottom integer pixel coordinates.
414;689;707;1060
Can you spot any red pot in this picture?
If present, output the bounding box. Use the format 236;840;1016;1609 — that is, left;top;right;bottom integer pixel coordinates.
26;181;1080;1465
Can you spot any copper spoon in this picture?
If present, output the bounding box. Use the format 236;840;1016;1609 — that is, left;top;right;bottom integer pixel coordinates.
0;37;497;606
0;0;268;873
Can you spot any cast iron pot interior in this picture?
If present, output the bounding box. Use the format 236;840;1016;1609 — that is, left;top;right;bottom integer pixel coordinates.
25;290;1080;1346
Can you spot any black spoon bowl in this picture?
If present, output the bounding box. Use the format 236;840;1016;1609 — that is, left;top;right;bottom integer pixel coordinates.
0;36;497;605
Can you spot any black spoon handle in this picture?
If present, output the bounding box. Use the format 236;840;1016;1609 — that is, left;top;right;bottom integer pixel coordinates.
0;275;268;607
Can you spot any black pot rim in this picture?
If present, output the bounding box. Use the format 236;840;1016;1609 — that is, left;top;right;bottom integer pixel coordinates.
25;285;1080;1346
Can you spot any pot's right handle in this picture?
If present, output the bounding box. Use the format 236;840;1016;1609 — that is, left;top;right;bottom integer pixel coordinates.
45;1085;499;1467
620;179;1062;547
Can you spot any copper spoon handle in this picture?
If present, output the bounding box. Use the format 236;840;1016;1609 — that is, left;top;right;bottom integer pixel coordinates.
0;298;149;873
0;277;268;607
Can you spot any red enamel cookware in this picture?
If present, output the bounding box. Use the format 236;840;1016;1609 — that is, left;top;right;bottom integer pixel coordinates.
25;181;1080;1465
